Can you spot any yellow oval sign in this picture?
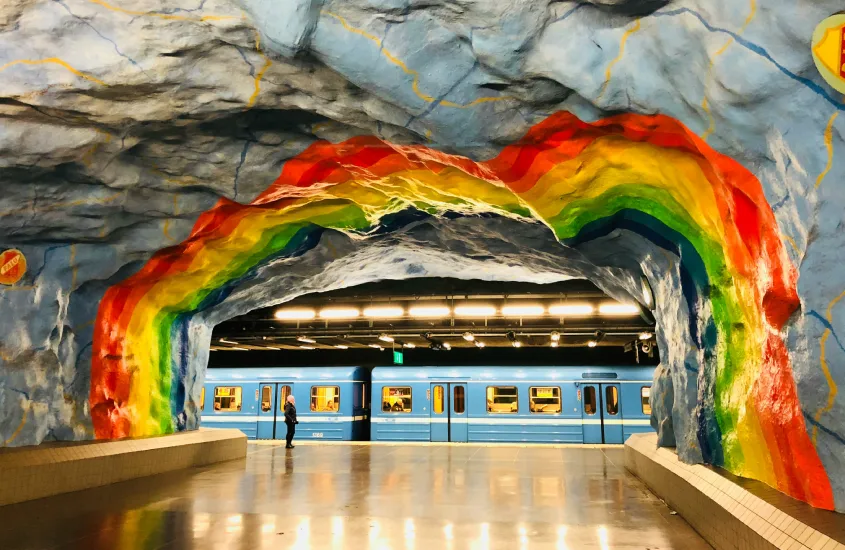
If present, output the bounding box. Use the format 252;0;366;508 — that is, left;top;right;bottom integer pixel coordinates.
812;14;845;94
0;249;27;285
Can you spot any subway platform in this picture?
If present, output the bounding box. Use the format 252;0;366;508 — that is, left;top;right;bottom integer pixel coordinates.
0;443;711;549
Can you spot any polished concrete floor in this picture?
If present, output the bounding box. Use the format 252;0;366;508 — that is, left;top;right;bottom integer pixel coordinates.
0;443;711;549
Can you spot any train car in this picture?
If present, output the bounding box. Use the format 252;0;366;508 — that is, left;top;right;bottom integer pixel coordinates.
201;367;370;441
371;366;654;444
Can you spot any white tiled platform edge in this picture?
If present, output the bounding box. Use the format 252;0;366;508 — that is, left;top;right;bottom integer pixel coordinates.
0;428;246;506
625;433;845;550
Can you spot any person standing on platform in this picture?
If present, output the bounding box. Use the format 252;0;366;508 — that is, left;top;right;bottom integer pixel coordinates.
284;395;298;449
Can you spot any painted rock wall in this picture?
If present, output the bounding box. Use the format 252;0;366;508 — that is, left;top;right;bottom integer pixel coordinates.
0;0;843;511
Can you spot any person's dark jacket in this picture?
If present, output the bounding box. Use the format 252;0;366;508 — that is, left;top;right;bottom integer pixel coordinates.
284;402;298;424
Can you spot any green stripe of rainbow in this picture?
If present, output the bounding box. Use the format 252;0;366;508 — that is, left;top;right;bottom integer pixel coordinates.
90;112;834;509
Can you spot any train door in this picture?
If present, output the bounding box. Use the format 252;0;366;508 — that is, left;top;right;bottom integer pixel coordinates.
581;383;623;444
450;383;468;442
581;384;602;443
272;384;294;440
601;383;623;444
257;383;277;439
430;384;448;442
429;383;468;442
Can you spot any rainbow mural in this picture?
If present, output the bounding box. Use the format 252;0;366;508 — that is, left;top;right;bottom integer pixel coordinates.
90;112;834;509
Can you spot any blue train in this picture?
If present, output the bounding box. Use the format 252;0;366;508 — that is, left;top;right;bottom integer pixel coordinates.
371;366;654;444
201;365;654;444
200;367;370;441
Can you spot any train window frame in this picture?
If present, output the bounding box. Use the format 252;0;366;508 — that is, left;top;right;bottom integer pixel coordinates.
382;386;412;413
279;385;292;410
583;386;597;415
453;386;465;414
641;386;652;415
605;386;619;416
433;385;444;414
529;386;561;414
311;386;340;413
486;386;518;414
260;385;272;412
200;387;205;411
213;386;242;412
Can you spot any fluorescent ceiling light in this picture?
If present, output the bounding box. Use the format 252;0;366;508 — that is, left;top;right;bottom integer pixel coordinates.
219;338;237;345
335;345;349;349
475;341;485;348
403;342;415;349
409;305;450;318
462;332;475;341
378;334;394;343
300;346;315;350
454;305;496;317
363;306;405;318
368;344;384;350
231;347;248;351
550;331;561;342
639;332;653;340
587;340;597;348
501;304;545;317
442;342;451;350
548;304;594;316
550;341;559;348
319;307;360;319
296;336;316;344
512;341;522;348
598;303;639;315
274;308;316;320
265;346;280;350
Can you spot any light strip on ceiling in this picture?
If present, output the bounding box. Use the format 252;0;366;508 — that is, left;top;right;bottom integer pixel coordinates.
501;304;545;317
408;305;451;318
548;304;594;316
318;307;360;319
453;305;496;317
598;303;640;315
363;306;405;318
274;308;316;320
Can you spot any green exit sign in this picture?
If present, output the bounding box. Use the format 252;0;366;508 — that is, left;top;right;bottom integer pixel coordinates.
393;350;404;365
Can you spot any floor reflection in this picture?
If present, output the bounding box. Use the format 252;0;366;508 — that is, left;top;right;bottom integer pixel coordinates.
0;444;711;549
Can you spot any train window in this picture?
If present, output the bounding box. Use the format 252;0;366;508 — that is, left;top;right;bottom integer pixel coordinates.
606;386;619;416
311;386;340;412
453;386;465;414
279;385;292;410
382;387;412;413
641;387;652;415
200;387;205;411
260;386;272;412
486;387;518;413
433;385;444;414
584;386;597;415
529;387;561;413
213;386;242;412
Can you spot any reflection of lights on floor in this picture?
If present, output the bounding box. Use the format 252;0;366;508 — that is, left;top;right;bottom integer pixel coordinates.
192;513;210;538
557;526;568;550
518;524;529;550
598;526;609;550
444;522;454;540
369;519;381;547
226;514;242;534
261;514;275;534
332;516;344;543
293;517;310;550
405;518;415;550
479;522;490;550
